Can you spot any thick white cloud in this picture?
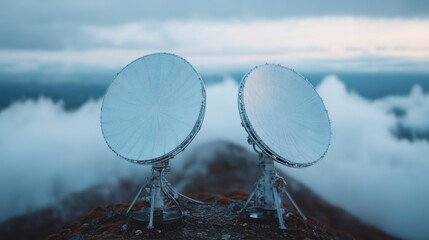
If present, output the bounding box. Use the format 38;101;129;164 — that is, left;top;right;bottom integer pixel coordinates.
376;85;429;134
190;78;246;145
0;98;141;221
284;76;429;239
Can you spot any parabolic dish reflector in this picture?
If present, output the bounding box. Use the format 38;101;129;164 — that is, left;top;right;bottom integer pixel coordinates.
101;53;206;164
238;64;330;167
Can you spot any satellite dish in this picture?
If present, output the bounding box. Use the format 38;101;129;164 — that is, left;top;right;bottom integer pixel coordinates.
101;53;205;164
101;53;206;228
237;64;331;229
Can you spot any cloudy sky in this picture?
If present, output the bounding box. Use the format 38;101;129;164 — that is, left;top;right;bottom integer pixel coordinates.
1;0;429;73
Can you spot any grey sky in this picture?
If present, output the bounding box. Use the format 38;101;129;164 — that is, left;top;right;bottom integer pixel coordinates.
1;0;428;50
3;0;429;23
0;0;428;73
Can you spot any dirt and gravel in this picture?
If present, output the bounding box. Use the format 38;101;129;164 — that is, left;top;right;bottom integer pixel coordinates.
48;190;341;240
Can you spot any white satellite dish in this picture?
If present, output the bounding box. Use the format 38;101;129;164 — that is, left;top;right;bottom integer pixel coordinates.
101;53;206;228
237;64;331;229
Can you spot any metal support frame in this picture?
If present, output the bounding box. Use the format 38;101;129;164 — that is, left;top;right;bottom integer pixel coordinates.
126;161;203;229
239;145;307;229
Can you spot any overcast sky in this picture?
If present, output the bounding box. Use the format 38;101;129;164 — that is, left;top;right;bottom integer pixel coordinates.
1;0;429;73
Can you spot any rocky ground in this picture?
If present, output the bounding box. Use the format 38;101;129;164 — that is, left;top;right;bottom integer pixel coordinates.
0;141;397;239
48;190;341;240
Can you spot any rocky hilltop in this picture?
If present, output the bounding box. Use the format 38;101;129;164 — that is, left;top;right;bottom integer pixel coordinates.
0;141;396;239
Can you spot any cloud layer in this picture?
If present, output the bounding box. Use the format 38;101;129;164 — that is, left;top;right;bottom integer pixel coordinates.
285;76;429;239
0;98;141;221
1;77;429;239
1;17;429;73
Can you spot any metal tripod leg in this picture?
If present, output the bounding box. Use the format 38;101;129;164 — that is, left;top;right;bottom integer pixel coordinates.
126;164;184;229
238;187;256;214
280;179;307;221
148;182;156;229
273;186;286;229
239;176;264;214
126;183;149;215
